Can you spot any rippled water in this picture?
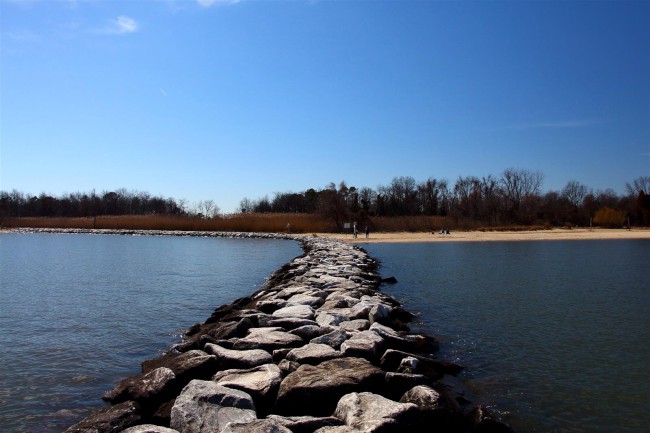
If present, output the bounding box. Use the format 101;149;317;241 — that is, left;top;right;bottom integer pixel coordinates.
0;233;302;433
365;240;650;433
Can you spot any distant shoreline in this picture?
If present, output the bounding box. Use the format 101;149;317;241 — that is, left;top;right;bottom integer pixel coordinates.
318;228;650;244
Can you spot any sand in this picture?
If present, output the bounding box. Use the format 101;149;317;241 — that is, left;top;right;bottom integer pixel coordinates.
317;228;650;244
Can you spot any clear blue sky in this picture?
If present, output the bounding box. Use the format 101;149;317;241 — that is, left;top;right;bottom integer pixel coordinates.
2;0;649;213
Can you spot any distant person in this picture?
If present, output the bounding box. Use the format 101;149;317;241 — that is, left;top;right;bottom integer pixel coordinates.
353;223;358;238
286;223;291;233
365;226;370;238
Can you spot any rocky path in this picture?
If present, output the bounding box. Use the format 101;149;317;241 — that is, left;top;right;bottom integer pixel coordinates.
51;231;513;433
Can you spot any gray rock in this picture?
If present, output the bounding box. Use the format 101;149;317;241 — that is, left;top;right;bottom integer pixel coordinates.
290;324;326;340
267;318;318;330
310;330;348;350
286;294;325;308
232;327;304;352
221;418;293;433
267;414;343;433
103;367;176;406
272;305;315;320
212;364;282;403
141;350;218;386
368;303;392;325
339;319;370;332
203;343;272;370
170;380;256;433
277;359;300;375
286;343;342;365
332;392;419;432
340;330;386;361
64;400;142;433
399;385;445;409
315;312;349;327
120;425;180;433
276;357;384;416
384;372;429;400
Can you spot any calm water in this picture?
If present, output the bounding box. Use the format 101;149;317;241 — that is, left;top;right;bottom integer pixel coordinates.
365;240;650;433
0;233;302;433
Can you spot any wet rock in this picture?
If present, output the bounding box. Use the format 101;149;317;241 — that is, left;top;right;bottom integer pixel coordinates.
468;406;515;433
380;349;462;378
170;380;256;433
384;372;429;400
203;343;272;370
276;357;384;416
103;367;177;408
286;343;342;365
64;400;142;433
141;350;218;386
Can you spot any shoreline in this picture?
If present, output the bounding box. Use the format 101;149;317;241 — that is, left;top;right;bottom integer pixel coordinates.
318;228;650;244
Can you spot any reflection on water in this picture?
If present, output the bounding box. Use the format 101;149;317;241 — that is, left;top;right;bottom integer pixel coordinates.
365;240;650;433
0;233;301;433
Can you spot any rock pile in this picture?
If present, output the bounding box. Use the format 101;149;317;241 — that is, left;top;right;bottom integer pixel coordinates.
64;234;513;433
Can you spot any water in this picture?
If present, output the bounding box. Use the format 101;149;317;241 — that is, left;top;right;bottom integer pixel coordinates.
0;233;302;433
364;240;650;433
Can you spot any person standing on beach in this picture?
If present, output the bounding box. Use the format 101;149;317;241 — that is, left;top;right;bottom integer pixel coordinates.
353;223;358;238
365;226;370;239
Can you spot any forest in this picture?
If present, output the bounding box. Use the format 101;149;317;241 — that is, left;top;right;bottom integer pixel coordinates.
2;170;649;231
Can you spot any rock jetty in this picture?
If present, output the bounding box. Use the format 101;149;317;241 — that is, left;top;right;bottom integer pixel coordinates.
54;231;513;433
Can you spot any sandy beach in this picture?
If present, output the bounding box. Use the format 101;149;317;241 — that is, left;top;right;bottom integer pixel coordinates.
319;228;650;244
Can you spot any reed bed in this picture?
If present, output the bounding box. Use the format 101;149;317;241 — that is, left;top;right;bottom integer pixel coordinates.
1;215;551;233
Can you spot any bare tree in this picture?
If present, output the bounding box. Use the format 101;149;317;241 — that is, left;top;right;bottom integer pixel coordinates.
625;176;650;196
562;180;588;207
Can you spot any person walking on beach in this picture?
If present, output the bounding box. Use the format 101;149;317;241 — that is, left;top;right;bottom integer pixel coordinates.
365;226;370;239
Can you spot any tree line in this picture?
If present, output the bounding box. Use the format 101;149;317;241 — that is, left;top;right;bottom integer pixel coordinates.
0;188;221;220
239;170;650;228
2;171;649;228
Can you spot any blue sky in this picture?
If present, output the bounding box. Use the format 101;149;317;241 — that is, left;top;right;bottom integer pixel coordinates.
2;0;648;212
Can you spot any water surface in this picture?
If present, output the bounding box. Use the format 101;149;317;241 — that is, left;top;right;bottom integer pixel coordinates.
0;233;301;433
365;240;650;433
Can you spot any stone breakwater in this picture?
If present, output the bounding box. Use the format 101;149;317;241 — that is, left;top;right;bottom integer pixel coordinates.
38;230;514;433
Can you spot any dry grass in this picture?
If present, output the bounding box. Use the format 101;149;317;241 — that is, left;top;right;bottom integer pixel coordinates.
1;214;336;233
1;214;555;233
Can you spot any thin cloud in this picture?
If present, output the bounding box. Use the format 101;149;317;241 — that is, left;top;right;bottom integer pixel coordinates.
100;16;139;35
511;119;598;131
197;0;241;7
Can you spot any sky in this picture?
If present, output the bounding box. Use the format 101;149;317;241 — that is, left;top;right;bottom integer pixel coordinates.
1;0;649;213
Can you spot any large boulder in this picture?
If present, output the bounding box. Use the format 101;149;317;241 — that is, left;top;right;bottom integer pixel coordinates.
231;327;304;352
331;392;419;433
170;380;256;433
203;343;273;370
267;415;343;433
103;367;177;408
285;343;342;365
275;357;385;416
212;364;283;415
310;330;348;350
63;400;142;433
272;305;316;320
340;330;386;361
220;418;293;433
141;350;218;386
